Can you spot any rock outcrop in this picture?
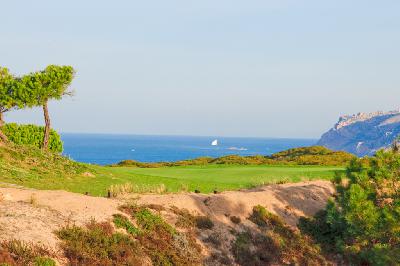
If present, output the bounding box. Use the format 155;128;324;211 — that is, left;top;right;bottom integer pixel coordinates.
318;110;400;156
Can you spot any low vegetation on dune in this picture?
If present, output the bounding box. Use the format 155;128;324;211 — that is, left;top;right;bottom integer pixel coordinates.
116;146;355;168
232;205;331;265
53;203;337;266
56;204;203;266
0;202;336;266
0;240;56;266
56;220;145;266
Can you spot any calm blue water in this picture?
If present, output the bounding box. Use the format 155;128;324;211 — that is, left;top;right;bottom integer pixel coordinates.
61;133;317;165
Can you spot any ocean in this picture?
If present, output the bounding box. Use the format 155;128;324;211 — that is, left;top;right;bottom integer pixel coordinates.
61;133;317;165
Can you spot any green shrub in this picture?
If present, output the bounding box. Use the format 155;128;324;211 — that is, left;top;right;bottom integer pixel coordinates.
118;204;202;265
204;232;223;247
172;156;213;166
232;231;276;265
298;210;339;254
2;123;63;153
249;205;283;228
301;150;400;265
195;216;214;229
233;205;329;265
34;257;56;266
115;157;214;168
269;146;355;166
56;220;144;265
115;159;159;168
210;155;254;165
113;214;140;236
170;207;196;229
134;208;175;234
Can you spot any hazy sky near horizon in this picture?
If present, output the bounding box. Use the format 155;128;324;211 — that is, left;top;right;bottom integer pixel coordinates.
2;0;400;138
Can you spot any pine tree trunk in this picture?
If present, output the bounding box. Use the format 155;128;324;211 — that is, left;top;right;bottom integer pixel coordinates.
42;102;51;150
0;111;8;143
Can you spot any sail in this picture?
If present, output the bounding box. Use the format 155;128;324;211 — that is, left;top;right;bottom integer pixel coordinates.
211;139;218;146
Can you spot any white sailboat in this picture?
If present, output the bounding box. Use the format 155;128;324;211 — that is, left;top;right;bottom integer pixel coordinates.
211;139;218;146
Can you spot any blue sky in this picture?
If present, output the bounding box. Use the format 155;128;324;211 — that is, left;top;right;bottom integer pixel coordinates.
1;0;400;138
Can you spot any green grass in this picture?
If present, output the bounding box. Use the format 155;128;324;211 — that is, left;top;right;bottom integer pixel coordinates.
105;164;342;193
0;144;343;196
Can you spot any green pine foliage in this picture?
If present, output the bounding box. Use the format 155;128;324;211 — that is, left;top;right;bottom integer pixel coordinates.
2;123;63;153
21;65;75;150
21;65;75;104
300;150;400;265
0;67;30;115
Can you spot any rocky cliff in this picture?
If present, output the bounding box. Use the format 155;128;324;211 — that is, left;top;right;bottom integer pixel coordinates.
317;110;400;156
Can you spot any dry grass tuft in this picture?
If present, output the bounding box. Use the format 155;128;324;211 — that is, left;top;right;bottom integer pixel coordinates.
108;183;135;197
29;193;38;206
179;183;189;193
108;183;168;197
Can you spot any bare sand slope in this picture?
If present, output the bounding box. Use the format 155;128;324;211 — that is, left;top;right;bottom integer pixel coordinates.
0;189;122;250
0;180;334;252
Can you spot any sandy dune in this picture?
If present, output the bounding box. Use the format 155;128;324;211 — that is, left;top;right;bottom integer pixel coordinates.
0;180;334;253
137;180;334;227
